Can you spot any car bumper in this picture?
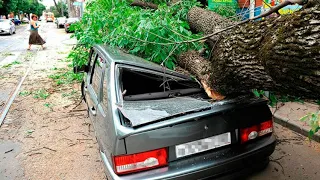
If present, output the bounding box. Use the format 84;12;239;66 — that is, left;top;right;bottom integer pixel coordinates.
101;135;276;180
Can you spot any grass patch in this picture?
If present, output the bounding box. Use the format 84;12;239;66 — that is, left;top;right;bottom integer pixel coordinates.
62;90;77;98
49;69;83;85
24;52;34;61
19;90;32;97
33;89;50;99
2;61;21;68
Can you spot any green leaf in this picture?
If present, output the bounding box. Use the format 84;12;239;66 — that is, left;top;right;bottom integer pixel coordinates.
253;89;260;97
308;130;315;139
300;114;309;121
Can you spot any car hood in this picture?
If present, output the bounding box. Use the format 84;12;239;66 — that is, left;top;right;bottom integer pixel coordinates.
117;95;258;127
0;22;10;29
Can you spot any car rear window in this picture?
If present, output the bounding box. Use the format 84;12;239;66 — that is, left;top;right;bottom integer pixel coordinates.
119;67;207;101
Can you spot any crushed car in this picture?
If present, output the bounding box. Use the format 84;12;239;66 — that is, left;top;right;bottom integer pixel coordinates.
74;45;276;180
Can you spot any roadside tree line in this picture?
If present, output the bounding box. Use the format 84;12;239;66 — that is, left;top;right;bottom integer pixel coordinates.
0;0;46;17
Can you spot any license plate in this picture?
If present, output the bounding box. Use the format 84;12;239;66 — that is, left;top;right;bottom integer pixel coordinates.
175;132;231;158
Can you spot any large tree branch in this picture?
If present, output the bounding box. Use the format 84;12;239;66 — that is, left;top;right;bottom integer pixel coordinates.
127;0;310;46
180;4;320;99
130;0;158;10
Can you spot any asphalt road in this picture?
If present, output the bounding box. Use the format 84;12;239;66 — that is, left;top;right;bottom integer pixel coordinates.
0;24;30;62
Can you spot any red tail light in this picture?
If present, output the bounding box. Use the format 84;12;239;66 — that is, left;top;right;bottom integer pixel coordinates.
65;23;70;27
113;148;168;175
240;120;273;143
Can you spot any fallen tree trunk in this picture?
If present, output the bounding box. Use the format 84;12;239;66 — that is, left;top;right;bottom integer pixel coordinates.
130;0;158;10
179;4;320;99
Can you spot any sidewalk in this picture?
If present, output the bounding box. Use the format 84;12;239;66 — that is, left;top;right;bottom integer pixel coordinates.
271;102;320;142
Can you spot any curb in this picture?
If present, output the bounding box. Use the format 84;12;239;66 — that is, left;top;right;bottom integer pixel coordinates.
274;115;320;143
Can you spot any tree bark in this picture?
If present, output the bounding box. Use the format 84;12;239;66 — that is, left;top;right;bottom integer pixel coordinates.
180;5;320;99
52;0;61;16
130;0;158;10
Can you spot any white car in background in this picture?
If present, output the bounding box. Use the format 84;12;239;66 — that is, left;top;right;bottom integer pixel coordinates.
56;17;66;28
0;19;16;35
22;17;29;23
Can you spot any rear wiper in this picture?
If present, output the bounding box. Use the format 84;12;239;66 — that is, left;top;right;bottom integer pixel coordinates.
123;88;202;101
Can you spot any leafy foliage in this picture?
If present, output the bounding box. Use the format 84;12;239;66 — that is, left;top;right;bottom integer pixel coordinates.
300;111;320;139
33;89;50;99
49;69;83;85
0;0;46;17
71;0;204;69
68;46;89;67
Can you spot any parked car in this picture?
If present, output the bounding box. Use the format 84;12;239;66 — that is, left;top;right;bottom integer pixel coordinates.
74;45;276;180
56;17;66;28
9;18;21;26
0;19;16;35
21;17;29;23
46;17;54;22
64;17;79;33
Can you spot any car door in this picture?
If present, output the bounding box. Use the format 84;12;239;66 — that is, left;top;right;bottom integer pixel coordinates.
85;49;105;123
93;53;111;152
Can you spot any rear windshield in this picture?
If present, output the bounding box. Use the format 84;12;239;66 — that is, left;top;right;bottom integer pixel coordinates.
120;67;207;101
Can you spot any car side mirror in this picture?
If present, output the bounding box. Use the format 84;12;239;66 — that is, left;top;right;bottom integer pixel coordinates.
73;65;89;73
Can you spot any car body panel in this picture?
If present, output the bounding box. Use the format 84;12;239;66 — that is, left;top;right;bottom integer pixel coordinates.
0;19;15;35
101;135;275;180
124;100;271;155
81;44;276;179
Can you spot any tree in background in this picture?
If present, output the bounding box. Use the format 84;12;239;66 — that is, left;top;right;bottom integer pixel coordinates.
0;0;46;17
49;1;68;17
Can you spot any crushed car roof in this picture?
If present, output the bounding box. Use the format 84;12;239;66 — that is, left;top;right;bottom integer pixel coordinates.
94;44;188;78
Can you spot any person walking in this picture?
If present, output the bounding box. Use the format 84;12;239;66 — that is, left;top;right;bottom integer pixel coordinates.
28;14;46;50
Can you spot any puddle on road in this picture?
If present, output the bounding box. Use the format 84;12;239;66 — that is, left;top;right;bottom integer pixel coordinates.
0;141;24;180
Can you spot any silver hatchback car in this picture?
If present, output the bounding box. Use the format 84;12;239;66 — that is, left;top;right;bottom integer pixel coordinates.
75;45;276;180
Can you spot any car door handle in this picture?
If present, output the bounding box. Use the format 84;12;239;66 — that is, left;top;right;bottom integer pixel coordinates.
89;106;96;116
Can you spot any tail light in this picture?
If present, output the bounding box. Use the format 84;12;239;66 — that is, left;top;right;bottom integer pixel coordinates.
113;148;168;175
240;120;273;144
65;23;70;27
